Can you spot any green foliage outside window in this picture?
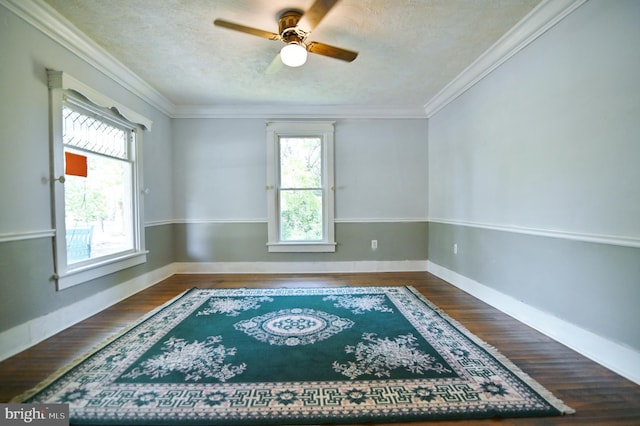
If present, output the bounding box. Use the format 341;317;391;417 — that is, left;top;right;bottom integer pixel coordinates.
64;152;126;228
279;137;323;241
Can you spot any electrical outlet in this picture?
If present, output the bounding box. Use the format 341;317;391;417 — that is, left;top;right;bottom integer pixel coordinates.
371;240;378;250
453;243;458;255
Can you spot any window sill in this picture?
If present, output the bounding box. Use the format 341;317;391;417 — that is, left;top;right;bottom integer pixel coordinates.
55;251;148;290
267;242;336;253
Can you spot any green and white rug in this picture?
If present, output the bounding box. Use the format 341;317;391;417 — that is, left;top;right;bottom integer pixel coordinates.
16;286;574;424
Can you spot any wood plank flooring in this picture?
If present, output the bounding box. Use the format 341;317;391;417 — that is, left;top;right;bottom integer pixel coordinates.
1;272;639;424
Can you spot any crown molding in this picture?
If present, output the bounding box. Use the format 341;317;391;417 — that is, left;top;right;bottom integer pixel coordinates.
1;0;174;116
423;0;587;118
171;104;428;119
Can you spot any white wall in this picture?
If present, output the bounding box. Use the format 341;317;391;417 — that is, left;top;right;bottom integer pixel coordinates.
0;2;175;344
1;6;57;234
335;119;428;221
172;118;429;223
143;115;175;225
429;0;640;240
0;3;174;234
171;119;267;222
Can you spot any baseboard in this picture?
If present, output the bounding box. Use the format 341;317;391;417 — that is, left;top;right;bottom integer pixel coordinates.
0;263;176;362
174;260;429;274
426;261;640;386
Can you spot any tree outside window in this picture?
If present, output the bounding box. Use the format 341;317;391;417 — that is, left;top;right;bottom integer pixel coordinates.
266;121;335;253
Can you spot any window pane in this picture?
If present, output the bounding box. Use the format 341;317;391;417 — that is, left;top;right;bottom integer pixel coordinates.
279;137;321;188
63;106;128;159
64;149;133;263
280;189;323;241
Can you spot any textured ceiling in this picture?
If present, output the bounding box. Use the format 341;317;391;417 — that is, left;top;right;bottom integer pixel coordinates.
42;0;542;109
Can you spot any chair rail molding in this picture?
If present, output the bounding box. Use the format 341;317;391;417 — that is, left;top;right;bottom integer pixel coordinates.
428;217;640;249
0;229;56;243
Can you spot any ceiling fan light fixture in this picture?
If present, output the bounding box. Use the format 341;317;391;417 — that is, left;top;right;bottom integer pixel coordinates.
280;42;308;67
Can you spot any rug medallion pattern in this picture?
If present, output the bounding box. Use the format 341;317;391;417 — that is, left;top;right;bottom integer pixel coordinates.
16;286;573;424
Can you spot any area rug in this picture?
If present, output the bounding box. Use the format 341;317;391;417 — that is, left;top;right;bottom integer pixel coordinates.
15;286;574;424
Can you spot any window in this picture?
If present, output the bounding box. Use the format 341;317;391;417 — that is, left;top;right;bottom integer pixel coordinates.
266;121;335;252
48;71;151;289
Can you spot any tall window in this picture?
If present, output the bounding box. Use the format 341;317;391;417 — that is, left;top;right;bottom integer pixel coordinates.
49;71;151;289
62;102;135;262
266;121;335;252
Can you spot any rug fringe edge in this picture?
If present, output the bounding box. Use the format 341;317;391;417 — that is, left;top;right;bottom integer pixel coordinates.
9;287;196;403
405;285;575;415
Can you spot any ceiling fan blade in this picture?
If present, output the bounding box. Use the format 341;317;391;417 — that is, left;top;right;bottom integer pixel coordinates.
307;41;358;62
299;0;340;31
265;54;284;75
213;19;280;41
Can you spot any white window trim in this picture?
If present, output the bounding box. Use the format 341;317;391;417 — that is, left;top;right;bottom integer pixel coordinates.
48;70;151;290
266;121;336;253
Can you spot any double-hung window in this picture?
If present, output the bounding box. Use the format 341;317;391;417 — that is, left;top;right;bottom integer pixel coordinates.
48;71;151;289
266;121;336;252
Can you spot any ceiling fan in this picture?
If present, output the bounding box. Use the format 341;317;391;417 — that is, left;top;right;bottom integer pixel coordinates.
213;0;358;68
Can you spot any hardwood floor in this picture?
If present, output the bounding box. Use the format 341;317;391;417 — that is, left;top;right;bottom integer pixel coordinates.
1;272;639;425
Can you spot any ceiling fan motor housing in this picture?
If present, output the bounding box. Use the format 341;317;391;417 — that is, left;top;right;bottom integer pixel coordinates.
278;10;305;43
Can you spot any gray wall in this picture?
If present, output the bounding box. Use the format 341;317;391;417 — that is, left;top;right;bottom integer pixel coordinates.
428;0;640;352
429;222;640;350
173;222;428;263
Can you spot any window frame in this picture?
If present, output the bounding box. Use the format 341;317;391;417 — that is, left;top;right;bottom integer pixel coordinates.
266;121;336;253
48;70;151;290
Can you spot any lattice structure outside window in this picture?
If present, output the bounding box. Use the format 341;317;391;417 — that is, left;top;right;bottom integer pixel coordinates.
64;107;128;159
